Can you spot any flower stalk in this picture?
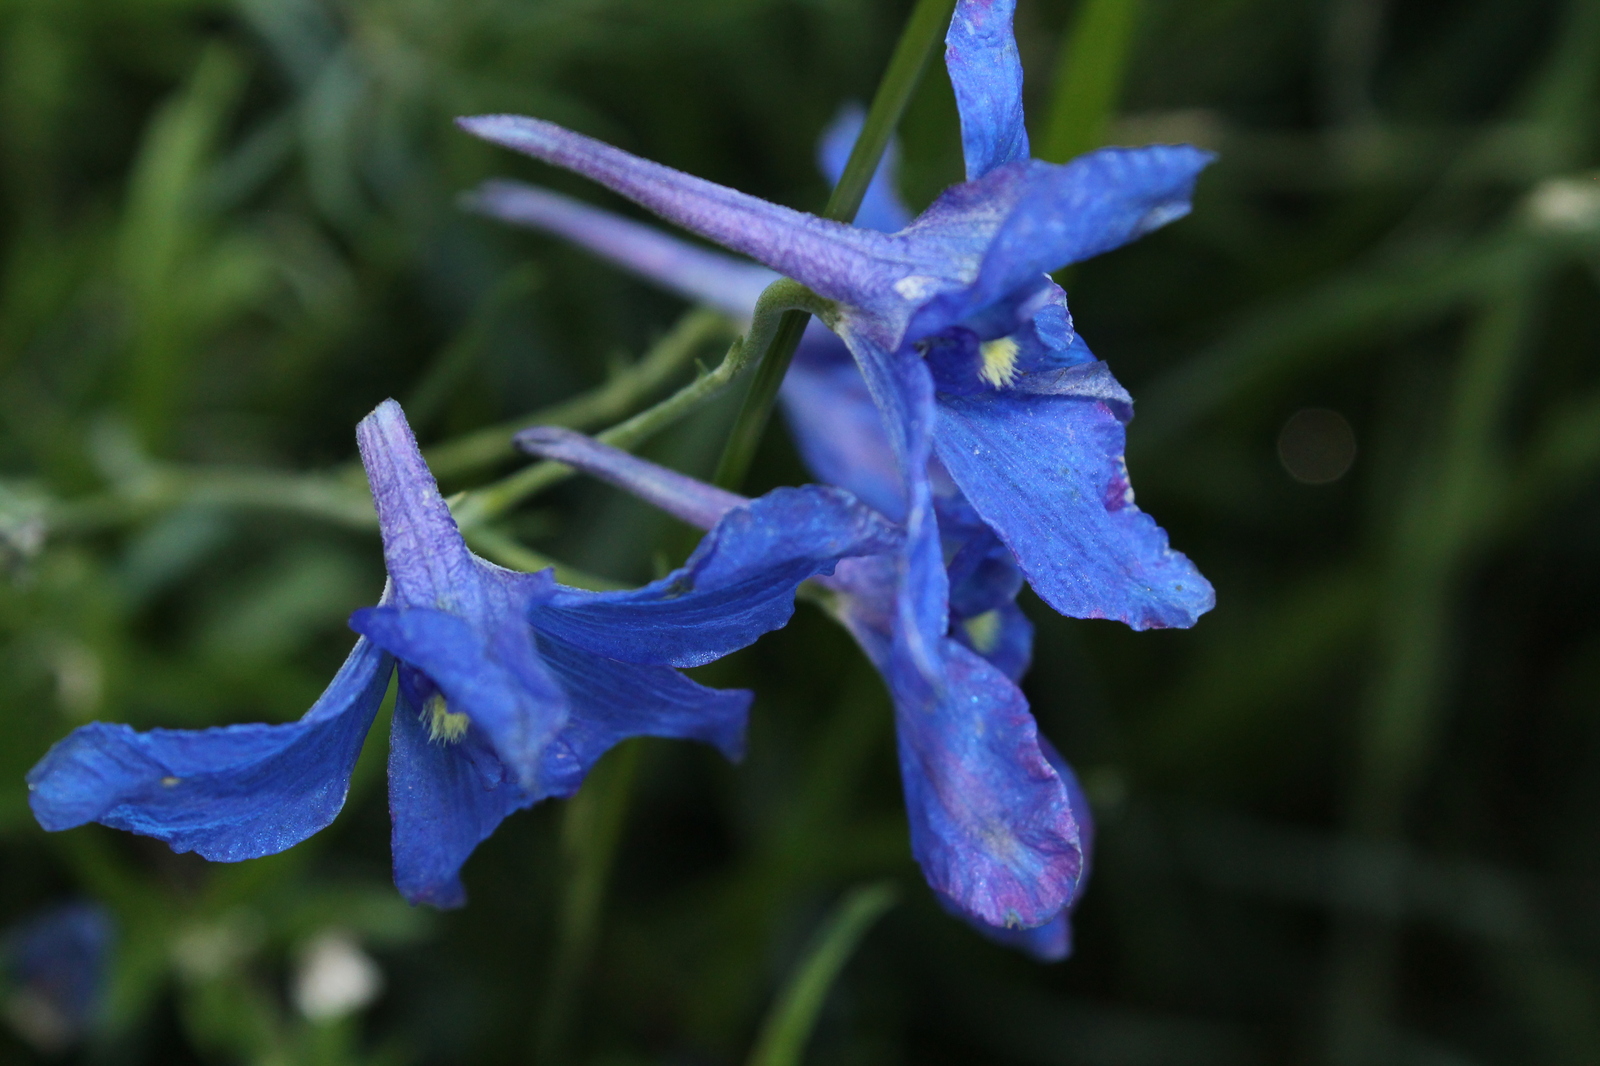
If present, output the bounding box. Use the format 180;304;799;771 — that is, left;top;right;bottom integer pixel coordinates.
711;0;957;491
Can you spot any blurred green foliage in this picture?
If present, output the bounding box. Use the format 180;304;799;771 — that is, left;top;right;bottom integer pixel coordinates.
1;0;1598;1064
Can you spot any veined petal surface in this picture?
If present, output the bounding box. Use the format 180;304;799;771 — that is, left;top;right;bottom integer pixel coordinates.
386;671;532;908
532;486;901;668
946;0;1029;180
27;638;392;861
891;638;1084;929
932;361;1213;629
535;631;750;799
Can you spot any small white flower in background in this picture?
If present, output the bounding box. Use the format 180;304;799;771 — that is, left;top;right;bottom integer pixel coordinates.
292;931;383;1022
172;911;263;980
1526;174;1600;233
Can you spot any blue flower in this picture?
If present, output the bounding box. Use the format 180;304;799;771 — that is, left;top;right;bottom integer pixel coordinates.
456;0;1215;681
460;0;1208;949
27;402;898;907
518;427;1091;960
2;902;114;1051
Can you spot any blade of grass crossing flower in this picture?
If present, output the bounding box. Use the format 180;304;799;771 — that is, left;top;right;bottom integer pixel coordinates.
1039;0;1145;164
745;882;897;1066
535;740;645;1065
712;0;956;491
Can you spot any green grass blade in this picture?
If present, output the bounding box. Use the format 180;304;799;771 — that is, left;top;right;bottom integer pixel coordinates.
1039;0;1146;163
745;881;897;1066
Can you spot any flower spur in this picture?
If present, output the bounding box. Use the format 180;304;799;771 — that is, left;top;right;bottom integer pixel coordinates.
27;401;898;907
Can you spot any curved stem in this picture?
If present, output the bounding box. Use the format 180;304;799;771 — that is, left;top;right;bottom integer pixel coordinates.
425;306;734;481
451;280;827;529
711;0;955;491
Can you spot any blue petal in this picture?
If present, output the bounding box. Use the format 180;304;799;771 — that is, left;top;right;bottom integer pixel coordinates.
26;638;392;861
816;104;913;233
890;638;1085;928
350;606;567;787
949;736;1093;961
464;179;778;319
458;115;919;318
937;889;1071;961
835;321;949;681
914;148;1213;338
780;330;907;521
535;631;750;798
932;361;1214;630
531;485;901;667
946;0;1029;180
386;669;531;908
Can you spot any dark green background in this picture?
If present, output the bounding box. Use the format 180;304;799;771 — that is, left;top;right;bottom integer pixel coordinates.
1;0;1597;1063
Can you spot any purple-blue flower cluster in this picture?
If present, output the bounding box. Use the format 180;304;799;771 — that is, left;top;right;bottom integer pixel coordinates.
463;0;1214;958
24;0;1212;965
27;401;896;907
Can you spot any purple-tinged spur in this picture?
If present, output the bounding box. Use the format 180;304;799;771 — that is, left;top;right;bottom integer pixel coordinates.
26;402;898;908
519;427;1090;960
457;0;1215;690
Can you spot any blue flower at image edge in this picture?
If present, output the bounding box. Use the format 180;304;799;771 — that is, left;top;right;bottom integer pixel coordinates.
2;902;114;1051
27;402;898;907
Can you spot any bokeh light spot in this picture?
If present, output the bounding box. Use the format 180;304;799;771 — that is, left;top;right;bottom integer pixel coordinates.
1277;408;1357;484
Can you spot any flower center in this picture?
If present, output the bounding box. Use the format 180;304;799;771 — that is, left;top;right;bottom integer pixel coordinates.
423;693;470;744
977;336;1020;388
962;609;1002;654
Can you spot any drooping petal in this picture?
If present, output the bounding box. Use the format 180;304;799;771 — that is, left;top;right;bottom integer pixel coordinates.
946;0;1029;180
457;115;912;317
516;425;745;531
944;894;1072;961
530;486;902;668
386;671;531;908
535;631;750;799
816;104;913;233
780;334;906;521
932;360;1214;630
943;735;1093;961
464;179;778;319
834;316;948;679
27;638;392;861
890;638;1084;929
349;606;566;787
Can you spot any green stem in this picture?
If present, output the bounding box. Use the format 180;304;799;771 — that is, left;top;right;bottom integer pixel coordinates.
453;280;826;529
425;307;734;480
744;882;898;1066
535;741;645;1065
1039;0;1145;163
711;0;955;491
